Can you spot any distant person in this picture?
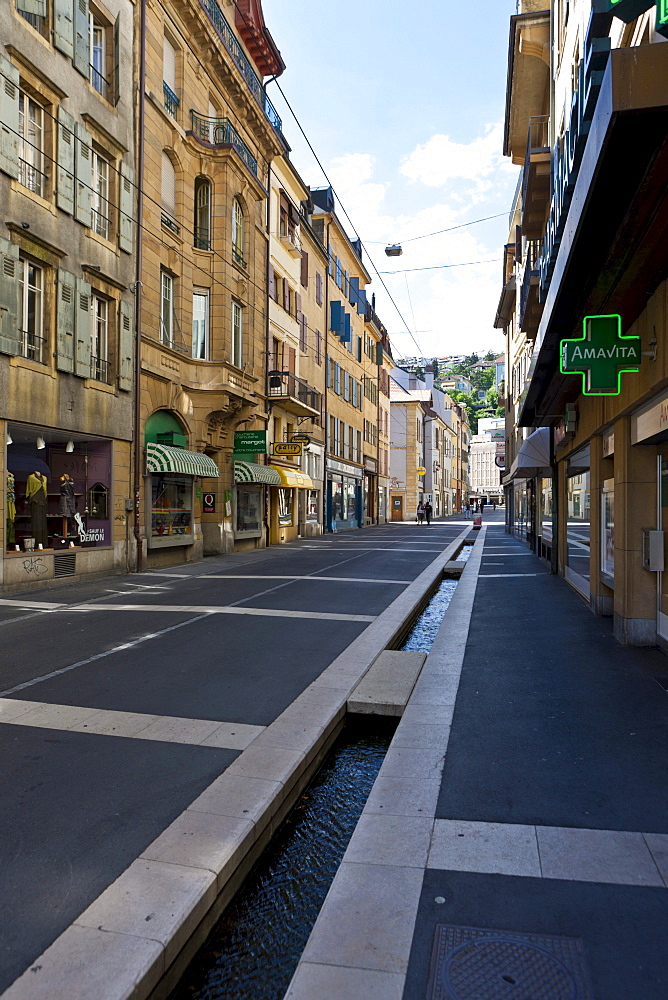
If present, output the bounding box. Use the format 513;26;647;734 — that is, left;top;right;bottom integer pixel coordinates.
492;499;497;511
424;500;433;525
464;501;471;520
416;502;425;524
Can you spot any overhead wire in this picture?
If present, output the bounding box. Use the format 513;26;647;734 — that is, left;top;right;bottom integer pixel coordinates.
364;212;508;244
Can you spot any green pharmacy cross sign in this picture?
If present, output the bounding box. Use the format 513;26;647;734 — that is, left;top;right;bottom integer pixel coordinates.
593;0;668;37
560;315;641;395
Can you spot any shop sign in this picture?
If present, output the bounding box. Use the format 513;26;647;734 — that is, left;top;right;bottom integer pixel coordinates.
234;430;267;453
203;492;216;513
291;434;310;444
593;0;668;36
631;390;668;444
602;429;614;458
74;513;105;543
273;442;302;456
417;466;426;476
560;314;640;395
364;455;377;473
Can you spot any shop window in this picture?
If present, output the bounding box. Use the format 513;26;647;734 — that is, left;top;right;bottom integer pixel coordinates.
232;197;245;266
601;479;614;585
91;149;111;239
160;270;174;348
151;473;192;542
18;255;46;363
192;289;209;360
236;486;262;536
566;446;591;593
88;481;108;519
18;88;46;198
194;177;211;250
306;489;319;522
277;487;293;526
231;300;243;368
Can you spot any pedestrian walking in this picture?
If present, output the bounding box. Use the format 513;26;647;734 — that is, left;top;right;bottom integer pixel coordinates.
416;502;425;524
464;501;471;520
424;500;433;525
492;499;497;511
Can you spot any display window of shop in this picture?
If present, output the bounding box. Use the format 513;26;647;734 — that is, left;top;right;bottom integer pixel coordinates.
346;480;357;521
540;478;553;543
514;482;528;540
565;446;591;595
151;474;192;542
235;486;263;538
6;426;112;551
601;479;614;587
306;489;319;522
277;487;293;526
331;477;344;522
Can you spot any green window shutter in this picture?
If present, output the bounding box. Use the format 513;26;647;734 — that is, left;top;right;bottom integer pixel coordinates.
118;160;134;253
0;238;20;356
73;0;90;77
74;122;92;227
54;0;74;58
112;15;121;106
56;269;75;372
75;276;92;377
16;0;47;16
118;298;133;391
56;107;75;215
0;57;19;181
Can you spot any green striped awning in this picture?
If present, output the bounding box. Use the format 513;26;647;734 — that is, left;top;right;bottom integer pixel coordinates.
234;461;281;485
146;443;219;477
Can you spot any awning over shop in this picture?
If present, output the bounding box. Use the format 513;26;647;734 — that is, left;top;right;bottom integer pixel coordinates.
146;443;219;477
503;427;552;484
234;461;281;485
269;466;314;489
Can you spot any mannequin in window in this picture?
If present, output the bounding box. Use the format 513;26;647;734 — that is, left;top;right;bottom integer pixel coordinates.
6;471;16;547
59;473;76;538
26;471;48;547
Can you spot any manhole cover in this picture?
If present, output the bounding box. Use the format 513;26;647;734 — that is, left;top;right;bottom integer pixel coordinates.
427;925;594;1000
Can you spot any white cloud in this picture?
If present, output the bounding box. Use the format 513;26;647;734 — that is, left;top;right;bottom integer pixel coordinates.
400;123;514;195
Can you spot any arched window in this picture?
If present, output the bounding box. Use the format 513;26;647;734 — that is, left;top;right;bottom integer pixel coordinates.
161;152;177;232
232;198;245;266
194;177;211;250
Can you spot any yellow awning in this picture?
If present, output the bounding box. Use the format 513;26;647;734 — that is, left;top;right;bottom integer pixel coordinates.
269;466;314;489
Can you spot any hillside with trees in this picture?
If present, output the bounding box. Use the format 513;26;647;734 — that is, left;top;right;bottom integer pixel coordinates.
437;350;503;434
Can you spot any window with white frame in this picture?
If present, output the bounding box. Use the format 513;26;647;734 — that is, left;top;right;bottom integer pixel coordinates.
160;271;174;348
18;89;45;197
91;149;110;239
231;300;243;368
91;293;109;381
192;290;209;360
18;255;44;363
89;11;107;98
232;198;244;266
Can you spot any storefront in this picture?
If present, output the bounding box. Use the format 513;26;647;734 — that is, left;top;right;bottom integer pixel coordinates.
3;421;128;587
326;458;363;532
269;466;314;544
146;443;219;558
364;457;377;526
233;460;280;549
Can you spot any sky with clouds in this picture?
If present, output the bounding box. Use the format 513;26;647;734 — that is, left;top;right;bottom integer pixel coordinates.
263;0;520;362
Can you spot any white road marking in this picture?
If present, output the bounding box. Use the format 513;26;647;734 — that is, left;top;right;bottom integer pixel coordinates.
0;697;264;750
203;575;411;584
479;573;547;578
72;603;376;622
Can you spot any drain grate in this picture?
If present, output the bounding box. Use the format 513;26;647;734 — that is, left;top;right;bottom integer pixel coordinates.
54;552;76;578
427;924;594;1000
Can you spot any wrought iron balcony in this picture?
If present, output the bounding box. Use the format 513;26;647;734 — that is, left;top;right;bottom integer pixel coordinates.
198;0;282;133
18;158;46;198
519;239;543;335
163;81;179;118
189;112;258;178
268;370;321;419
90;356;111;384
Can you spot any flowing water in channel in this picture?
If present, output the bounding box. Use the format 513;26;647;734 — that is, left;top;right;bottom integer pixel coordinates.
172;553;468;1000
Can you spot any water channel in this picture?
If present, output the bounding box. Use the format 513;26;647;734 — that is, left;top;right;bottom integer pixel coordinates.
172;547;471;1000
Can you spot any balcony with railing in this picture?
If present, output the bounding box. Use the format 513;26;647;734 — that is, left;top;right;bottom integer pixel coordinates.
18;330;46;364
163;81;179;118
198;0;282;134
519;238;543;336
189;112;258;178
18;158;46;198
267;370;322;419
521;115;550;239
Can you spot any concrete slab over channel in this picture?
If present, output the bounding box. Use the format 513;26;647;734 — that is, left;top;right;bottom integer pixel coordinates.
347;650;427;716
2;525;472;1000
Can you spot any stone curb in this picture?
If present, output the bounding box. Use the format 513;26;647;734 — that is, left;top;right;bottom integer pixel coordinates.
1;527;471;1000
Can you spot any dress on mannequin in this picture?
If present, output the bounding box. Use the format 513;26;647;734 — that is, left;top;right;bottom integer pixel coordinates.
6;472;16;546
26;471;48;546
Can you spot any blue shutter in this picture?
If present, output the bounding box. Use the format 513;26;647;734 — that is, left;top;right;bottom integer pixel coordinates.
334;363;340;394
327;245;333;276
340;312;351;344
349;276;359;307
356;287;367;315
326;354;331;387
330;300;344;335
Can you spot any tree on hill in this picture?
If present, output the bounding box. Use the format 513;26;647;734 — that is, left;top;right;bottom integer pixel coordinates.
431;358;440;381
